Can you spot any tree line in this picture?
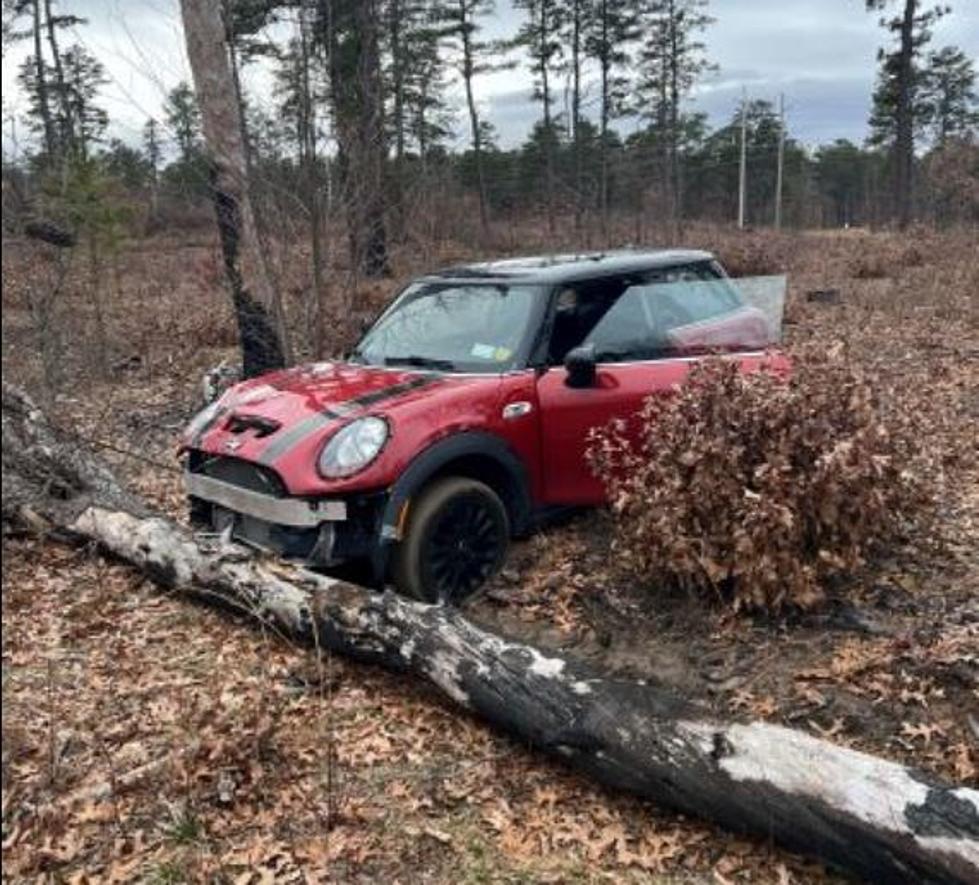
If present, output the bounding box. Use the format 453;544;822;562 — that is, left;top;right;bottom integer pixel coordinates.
3;1;977;271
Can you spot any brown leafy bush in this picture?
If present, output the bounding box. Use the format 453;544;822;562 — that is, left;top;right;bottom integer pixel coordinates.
587;349;937;612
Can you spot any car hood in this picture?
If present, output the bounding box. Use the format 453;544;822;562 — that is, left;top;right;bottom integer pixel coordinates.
185;360;458;469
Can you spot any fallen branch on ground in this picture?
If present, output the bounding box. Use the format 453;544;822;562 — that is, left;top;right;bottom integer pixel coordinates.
3;383;977;885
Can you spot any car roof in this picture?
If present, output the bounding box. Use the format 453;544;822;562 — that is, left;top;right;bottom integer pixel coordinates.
421;249;716;286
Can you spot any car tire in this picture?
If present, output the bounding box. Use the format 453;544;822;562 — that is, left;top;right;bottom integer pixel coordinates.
392;477;510;604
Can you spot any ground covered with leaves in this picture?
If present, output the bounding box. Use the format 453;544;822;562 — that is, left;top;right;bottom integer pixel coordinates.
2;226;977;882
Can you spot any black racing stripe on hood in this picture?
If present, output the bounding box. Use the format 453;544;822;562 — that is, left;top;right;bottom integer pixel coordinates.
256;373;440;466
343;375;436;410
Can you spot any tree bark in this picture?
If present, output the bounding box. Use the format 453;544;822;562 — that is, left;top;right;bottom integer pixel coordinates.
895;0;916;230
598;1;611;245
3;383;977;885
460;4;490;234
538;0;556;237
179;0;287;378
31;0;57;159
43;0;72;156
325;0;389;279
297;0;327;357
571;0;583;235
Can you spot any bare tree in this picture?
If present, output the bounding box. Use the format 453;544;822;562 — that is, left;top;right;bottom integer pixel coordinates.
179;0;287;378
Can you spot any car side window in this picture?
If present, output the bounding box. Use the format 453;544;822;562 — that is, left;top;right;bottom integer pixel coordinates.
545;263;752;366
546;277;630;365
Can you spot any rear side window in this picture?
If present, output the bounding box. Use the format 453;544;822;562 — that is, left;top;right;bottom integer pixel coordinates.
547;263;770;363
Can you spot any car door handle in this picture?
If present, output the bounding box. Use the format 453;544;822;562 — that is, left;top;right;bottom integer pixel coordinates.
502;401;533;420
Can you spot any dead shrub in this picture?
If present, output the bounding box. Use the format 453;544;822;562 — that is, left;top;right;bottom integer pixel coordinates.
708;232;788;278
849;252;891;280
587;349;937;613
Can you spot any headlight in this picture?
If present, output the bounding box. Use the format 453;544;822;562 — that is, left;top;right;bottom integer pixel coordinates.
184;398;224;443
318;417;388;478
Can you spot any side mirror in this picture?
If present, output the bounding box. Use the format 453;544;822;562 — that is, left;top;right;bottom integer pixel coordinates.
564;344;597;388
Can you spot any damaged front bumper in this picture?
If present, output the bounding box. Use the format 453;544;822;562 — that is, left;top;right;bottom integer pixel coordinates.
185;472;347;527
185;458;383;569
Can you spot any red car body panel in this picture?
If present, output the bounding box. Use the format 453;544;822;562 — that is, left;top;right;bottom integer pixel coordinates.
191;362;514;498
189;350;788;508
537;349;787;503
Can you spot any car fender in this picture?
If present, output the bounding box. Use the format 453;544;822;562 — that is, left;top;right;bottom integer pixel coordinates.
371;430;533;581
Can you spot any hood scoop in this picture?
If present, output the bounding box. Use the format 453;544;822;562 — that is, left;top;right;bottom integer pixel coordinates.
225;412;282;437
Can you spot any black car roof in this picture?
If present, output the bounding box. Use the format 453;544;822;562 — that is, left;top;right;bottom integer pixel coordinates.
422;249;716;286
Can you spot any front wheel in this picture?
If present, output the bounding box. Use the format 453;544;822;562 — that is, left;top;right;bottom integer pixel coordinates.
392;477;510;604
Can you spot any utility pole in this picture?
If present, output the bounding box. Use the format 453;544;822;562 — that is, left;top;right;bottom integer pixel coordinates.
774;92;785;230
737;88;747;230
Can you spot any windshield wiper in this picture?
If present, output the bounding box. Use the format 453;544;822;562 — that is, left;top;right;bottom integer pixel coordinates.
383;355;455;371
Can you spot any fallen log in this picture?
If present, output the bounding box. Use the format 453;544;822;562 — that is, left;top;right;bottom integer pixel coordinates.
3;383;977;885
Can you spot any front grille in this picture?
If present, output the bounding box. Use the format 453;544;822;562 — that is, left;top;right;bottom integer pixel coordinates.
188;452;286;497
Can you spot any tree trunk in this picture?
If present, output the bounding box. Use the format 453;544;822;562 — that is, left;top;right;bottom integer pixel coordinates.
460;4;490;234
326;0;389;279
571;0;583;235
224;3;293;365
178;0;286;379
667;0;682;238
43;0;72;156
31;0;57;160
599;26;611;245
298;0;327;357
895;0;916;230
3;382;978;885
539;1;556;238
388;0;406;240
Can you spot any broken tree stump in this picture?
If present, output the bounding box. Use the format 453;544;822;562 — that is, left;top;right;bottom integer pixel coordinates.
3;382;977;885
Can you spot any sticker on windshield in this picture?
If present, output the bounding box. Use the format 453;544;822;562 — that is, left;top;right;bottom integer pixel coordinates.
470;343;497;360
493;347;512;362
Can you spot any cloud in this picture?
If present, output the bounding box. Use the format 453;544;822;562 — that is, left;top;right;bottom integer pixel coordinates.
2;0;976;156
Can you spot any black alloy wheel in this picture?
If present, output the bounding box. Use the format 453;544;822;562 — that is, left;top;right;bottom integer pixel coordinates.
393;477;509;604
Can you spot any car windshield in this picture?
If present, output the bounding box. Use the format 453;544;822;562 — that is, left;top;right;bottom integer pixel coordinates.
353;282;542;373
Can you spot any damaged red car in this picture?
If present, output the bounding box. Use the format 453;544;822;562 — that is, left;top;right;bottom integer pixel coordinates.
182;250;778;603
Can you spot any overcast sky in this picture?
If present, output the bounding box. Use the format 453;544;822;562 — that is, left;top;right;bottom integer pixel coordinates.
2;0;977;157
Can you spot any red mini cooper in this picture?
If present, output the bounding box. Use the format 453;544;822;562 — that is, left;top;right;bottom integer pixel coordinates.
182;250;778;603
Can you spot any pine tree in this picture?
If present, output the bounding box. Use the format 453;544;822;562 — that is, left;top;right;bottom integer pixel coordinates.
636;0;715;230
920;45;979;145
163;81;202;164
584;0;638;239
58;44;107;159
556;0;591;231
437;0;512;232
316;0;389;277
866;0;947;228
515;0;564;234
382;0;452;232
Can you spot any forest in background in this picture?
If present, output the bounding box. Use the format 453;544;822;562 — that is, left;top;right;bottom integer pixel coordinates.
3;1;978;263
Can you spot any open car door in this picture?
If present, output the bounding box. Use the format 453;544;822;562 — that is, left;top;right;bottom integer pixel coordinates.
535;263;778;505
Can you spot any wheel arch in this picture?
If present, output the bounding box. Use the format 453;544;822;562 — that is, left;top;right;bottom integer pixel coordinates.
372;431;532;582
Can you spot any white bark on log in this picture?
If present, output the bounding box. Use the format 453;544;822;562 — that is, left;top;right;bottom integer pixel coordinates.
3;384;978;884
